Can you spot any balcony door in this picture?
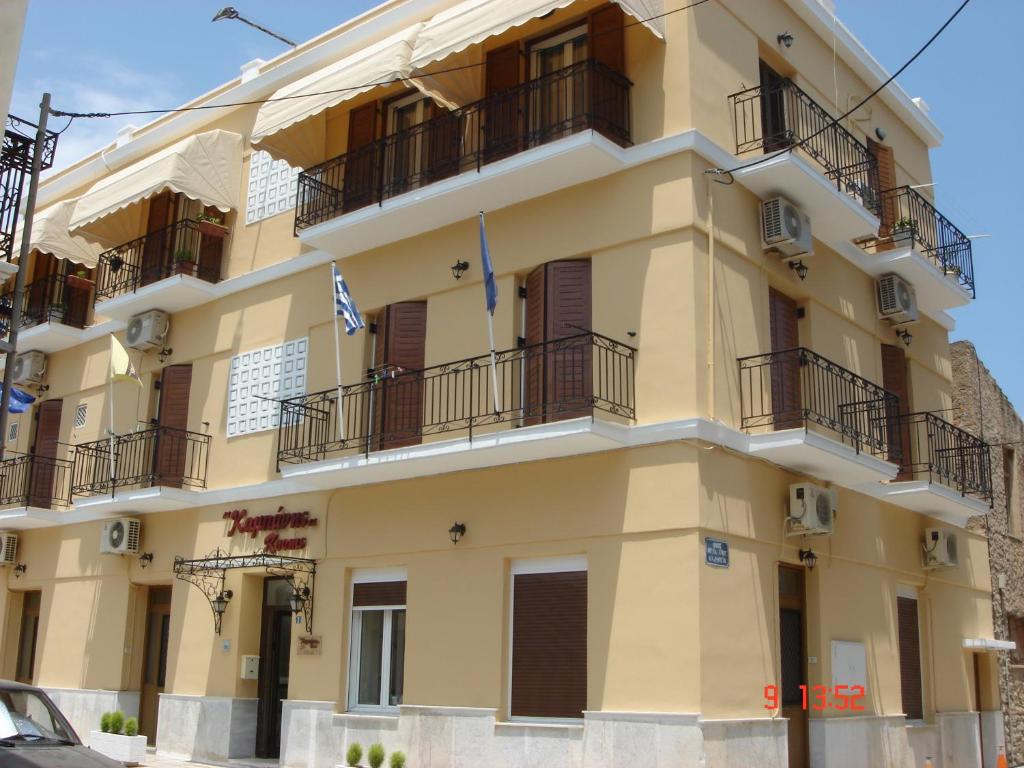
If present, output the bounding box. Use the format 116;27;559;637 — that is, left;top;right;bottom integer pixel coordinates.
344;102;380;212
386;94;433;196
868;139;898;249
881;344;912;479
528;26;588;145
154;364;192;487
768;288;802;430
523;259;592;425
141;192;178;286
759;61;791;152
28;399;62;508
372;302;427;450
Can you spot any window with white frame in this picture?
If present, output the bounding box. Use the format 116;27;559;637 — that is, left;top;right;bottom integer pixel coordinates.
226;338;308;437
348;571;406;710
245;150;300;225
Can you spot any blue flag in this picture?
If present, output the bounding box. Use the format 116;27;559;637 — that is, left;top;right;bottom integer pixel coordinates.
479;212;497;315
1;385;35;414
332;262;365;336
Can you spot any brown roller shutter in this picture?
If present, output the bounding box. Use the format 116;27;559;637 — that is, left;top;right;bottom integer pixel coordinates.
353;581;407;607
768;288;802;429
589;5;625;74
881;344;912;477
374;301;427;450
196;205;224;283
485;43;521;162
344;102;380;212
868;139;898;250
141;192;176;286
897;596;923;721
511;570;587;719
155;364;192;487
28;399;62;508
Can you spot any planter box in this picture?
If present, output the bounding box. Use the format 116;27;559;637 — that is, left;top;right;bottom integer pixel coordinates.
89;731;147;765
175;261;197;276
66;274;95;291
197;220;229;238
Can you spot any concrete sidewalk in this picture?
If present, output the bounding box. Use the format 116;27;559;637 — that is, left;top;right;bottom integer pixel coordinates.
141;751;280;768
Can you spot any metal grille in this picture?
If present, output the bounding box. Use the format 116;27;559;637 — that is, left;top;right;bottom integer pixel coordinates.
74;404;88;429
0;115;58;264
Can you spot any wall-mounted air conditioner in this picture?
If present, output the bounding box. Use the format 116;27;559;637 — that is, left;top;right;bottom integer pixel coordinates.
125;310;169;351
762;196;813;259
922;528;958;569
0;533;17;566
100;518;142;556
877;273;918;326
787;482;837;536
12;351;46;385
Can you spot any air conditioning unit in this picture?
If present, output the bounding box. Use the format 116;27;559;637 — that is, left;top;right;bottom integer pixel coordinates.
877;273;919;326
12;351;46;385
787;482;837;536
761;196;813;258
922;528;958;569
0;533;17;566
100;518;142;556
125;310;169;351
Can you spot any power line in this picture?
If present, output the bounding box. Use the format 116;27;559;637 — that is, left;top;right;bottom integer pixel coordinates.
50;0;713;121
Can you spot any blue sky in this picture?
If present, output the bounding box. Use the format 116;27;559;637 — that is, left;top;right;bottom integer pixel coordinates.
11;1;1019;410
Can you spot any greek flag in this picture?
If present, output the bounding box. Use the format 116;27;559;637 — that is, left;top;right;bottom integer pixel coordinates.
479;212;497;315
332;263;364;336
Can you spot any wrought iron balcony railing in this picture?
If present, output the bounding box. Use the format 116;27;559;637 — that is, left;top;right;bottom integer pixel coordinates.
95;219;225;302
859;185;976;297
1;114;58;263
295;59;632;232
278;332;636;466
729;78;880;216
894;411;991;501
0;272;94;337
0;452;72;510
71;426;211;496
738;347;900;460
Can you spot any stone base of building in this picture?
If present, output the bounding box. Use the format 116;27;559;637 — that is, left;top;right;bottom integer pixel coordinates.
44;687;139;747
155;693;257;761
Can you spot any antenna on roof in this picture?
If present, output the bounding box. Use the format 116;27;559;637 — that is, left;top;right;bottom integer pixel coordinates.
212;6;297;48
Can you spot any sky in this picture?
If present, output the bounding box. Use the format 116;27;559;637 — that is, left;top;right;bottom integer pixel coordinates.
9;0;1020;410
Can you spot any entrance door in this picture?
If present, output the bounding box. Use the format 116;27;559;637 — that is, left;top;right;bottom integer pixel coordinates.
881;344;912;478
28;399;62;508
139;586;171;745
141;192;177;286
778;565;808;768
256;578;292;759
154;365;192;487
768;288;802;430
15;591;41;684
372;301;427;450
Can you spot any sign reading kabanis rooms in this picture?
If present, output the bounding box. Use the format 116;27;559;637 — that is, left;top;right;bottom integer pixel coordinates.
223;507;319;553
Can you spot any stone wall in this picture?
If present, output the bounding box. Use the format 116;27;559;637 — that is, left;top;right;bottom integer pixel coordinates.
953;341;1024;764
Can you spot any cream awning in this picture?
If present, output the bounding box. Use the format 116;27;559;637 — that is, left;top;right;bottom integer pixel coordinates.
27;200;105;268
69;129;244;246
251;25;423;168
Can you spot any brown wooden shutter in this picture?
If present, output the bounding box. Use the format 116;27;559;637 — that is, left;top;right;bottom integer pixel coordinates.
523;266;546;425
546;260;592;420
344;102;380;212
485;43;521;162
62;261;94;329
142;192;176;286
897;596;923;720
589;5;625;73
768;288;802;430
511;570;587;719
881;343;912;477
28;399;62;508
197;205;224;284
353;581;407;607
868;139;898;249
155;364;192;488
375;301;427;450
425;101;461;183
759;61;790;153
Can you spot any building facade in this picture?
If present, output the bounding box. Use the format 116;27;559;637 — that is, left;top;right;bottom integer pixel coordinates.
0;1;1005;767
955;341;1024;765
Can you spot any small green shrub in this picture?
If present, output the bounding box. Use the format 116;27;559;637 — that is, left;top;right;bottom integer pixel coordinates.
389;750;406;768
99;712;112;733
108;710;124;735
346;742;363;766
368;743;385;768
124;717;138;737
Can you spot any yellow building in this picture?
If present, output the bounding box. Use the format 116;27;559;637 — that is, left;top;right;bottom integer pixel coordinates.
0;1;1004;766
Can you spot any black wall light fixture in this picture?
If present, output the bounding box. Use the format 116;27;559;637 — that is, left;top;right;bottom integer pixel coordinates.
451;260;470;280
449;522;467;544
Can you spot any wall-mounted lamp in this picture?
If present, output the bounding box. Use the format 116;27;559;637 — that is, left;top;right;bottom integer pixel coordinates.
798;548;818;571
450;260;470;280
211;589;233;629
896;328;913;346
138;552;154;569
157;347;173;363
874;127;887;142
289;585;311;614
789;260;809;281
777;32;794;48
449;522;466;544
12;563;26;578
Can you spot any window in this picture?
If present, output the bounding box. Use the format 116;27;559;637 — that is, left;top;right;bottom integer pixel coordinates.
529;26;588;144
348;574;406;710
7;421;16;442
226;338;308;437
509;557;587;719
1005;448;1020;536
15;591;41;684
73;403;88;429
896;592;923;721
246;150;300;225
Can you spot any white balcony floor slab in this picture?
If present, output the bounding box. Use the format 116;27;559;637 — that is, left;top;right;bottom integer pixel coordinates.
16;318;126;354
744;428;898;486
93;275;221;322
0;506;67;529
69;485;201;517
854;244;972;316
858;479;990;528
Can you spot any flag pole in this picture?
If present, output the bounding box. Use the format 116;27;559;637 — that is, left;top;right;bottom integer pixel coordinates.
331;262;346;442
479;212;502;415
108;364;115;490
486;312;501;416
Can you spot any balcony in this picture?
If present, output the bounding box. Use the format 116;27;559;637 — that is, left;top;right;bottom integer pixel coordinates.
0;453;73;526
728;78;881;247
856;185;975;314
295;59;632;256
0;272;98;353
737;347;900;487
70;426;211;514
277;332;636;487
1;115;58;269
93;219;225;321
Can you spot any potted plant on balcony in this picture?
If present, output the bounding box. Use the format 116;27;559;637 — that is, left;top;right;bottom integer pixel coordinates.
196;211;229;238
90;711;146;766
65;267;94;292
891;216;917;241
173;248;196;276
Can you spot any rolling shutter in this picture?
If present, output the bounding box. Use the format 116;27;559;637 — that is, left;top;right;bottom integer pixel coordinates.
28;399;62;508
484;43;522;162
881;344;912;477
375;301;427;450
897;595;924;721
155;364;192;487
511;570;587;718
868;139;898;250
768;287;802;429
344;102;381;212
353;581;407;607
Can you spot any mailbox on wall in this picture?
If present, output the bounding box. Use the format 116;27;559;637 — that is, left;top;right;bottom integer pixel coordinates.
240;654;260;680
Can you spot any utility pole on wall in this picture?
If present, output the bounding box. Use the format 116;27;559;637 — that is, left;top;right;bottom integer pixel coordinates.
0;93;52;461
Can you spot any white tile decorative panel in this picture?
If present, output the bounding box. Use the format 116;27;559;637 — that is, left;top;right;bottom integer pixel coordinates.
245;150;300;225
226;338;308;437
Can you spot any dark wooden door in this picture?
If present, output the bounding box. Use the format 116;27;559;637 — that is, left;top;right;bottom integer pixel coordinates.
897;595;923;720
868;139;898;249
484;43;521;162
373;302;427;450
425;101;461;183
28;399;62;508
344;102;380;212
154;365;192;487
256;578;292;759
141;192;176;286
139;586;171;745
26;252;56;324
778;565;808;768
589;5;626;143
62;263;94;328
759;61;791;152
768;288;802;429
881;344;912;478
196;205;224;283
15;591;41;684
